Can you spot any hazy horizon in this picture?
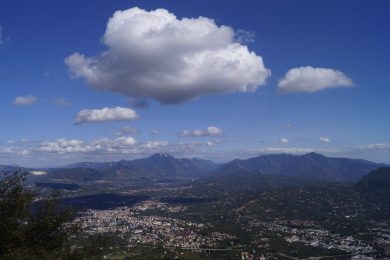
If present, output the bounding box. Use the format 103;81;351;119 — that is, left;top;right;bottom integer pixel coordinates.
4;151;388;169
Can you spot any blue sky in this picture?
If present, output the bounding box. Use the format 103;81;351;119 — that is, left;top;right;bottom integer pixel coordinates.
0;0;389;167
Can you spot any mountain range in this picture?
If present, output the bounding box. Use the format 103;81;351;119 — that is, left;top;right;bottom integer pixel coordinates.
34;153;219;182
214;152;385;182
2;152;386;184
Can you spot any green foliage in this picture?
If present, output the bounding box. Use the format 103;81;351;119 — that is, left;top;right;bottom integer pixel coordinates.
76;234;112;259
0;171;110;259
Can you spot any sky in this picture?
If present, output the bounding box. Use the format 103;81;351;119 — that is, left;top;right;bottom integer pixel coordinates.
0;0;389;167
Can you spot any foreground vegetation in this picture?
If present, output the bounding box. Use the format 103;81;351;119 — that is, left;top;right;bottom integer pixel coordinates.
0;171;109;260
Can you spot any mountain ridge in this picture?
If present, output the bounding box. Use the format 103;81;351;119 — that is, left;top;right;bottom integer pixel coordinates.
2;153;386;183
40;153;220;181
355;167;390;203
215;152;385;182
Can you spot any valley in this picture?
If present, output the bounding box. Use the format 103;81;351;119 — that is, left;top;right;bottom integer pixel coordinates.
5;153;388;259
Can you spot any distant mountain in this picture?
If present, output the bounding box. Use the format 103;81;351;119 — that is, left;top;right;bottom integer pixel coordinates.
216;152;385;182
5;153;385;184
355;167;390;203
36;153;219;182
100;161;146;181
63;161;114;171
129;153;219;178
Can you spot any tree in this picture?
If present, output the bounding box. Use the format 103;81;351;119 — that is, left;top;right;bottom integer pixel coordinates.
0;171;109;259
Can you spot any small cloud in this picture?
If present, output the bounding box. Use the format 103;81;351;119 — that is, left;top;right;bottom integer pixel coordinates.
116;126;140;136
6;138;29;145
278;66;353;94
179;126;224;138
279;138;289;144
142;141;168;149
354;143;390;152
53;98;72;107
319;137;332;143
284;123;294;129
115;136;137;146
206;140;223;147
150;130;159;135
13;95;37;106
75;106;139;124
128;98;149;109
43;71;51;77
20;149;30;155
259;147;314;154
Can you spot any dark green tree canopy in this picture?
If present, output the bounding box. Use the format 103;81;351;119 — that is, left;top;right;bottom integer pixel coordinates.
0;171;109;260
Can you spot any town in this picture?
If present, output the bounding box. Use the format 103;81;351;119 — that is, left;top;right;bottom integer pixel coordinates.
72;198;390;259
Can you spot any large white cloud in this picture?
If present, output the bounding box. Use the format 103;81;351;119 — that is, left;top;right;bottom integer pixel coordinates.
65;7;270;104
178;126;223;137
13;95;37;106
277;66;353;93
75;106;139;124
